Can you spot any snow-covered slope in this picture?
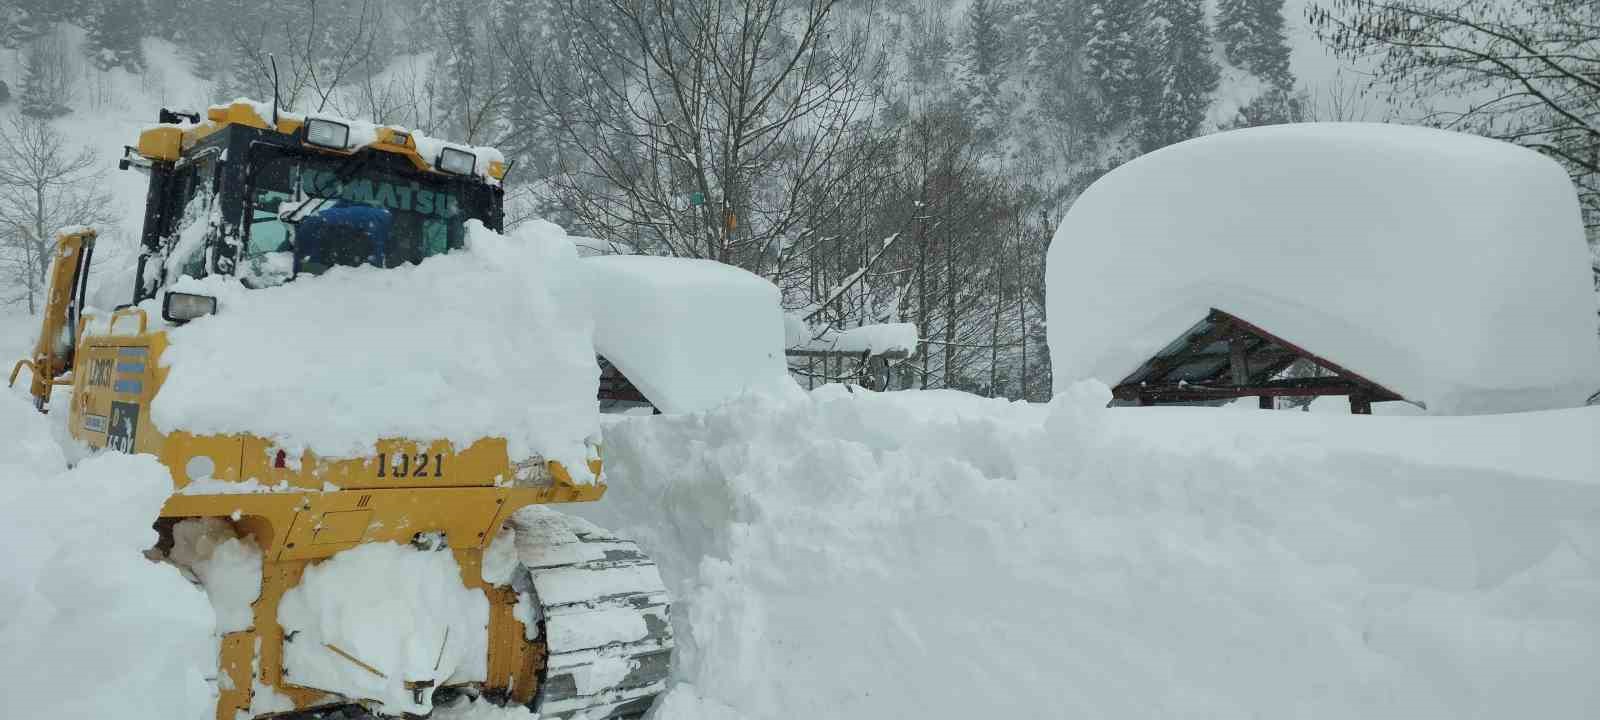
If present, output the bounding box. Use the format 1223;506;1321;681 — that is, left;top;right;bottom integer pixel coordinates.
579;383;1600;719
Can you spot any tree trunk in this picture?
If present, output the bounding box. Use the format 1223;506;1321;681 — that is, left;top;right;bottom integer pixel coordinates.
1016;225;1027;400
943;233;956;388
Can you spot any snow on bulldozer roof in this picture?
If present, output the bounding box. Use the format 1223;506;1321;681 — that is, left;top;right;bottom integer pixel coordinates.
139;99;508;184
1047;122;1600;415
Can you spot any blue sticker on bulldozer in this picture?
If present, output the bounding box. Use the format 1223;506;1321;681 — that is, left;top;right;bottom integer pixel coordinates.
107;401;139;453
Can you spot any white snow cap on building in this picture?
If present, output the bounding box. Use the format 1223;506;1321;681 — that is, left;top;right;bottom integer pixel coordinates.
585;256;793;414
1048;122;1600;414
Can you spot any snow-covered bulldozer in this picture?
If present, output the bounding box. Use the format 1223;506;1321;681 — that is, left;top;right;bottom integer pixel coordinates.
9;102;676;719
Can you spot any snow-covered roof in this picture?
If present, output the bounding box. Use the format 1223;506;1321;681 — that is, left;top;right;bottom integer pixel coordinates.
1047;123;1600;415
585;256;792;414
785;318;919;357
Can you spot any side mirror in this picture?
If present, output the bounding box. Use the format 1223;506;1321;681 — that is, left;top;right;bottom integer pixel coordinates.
162;292;218;323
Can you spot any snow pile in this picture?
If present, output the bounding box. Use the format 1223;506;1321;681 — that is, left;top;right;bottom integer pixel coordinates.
432;696;541;719
585;256;791;414
277;543;489;715
0;395;216;720
141;220;600;471
166;518;263;634
1047;123;1600;414
580;386;1600;719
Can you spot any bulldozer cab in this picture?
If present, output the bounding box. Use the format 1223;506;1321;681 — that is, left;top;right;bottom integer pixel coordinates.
126;102;506;304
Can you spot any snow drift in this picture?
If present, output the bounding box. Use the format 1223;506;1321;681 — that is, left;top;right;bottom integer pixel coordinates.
0;394;216;720
580;385;1600;719
1047;123;1600;414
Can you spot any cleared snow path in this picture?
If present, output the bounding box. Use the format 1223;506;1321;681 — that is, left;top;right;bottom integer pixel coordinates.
579;384;1600;719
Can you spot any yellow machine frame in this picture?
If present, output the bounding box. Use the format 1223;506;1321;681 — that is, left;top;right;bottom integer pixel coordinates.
14;134;599;716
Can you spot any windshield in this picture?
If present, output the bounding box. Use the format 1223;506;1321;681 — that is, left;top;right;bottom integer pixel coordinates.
242;153;471;285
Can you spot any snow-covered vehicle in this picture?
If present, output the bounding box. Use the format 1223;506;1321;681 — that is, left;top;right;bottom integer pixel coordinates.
10;101;674;719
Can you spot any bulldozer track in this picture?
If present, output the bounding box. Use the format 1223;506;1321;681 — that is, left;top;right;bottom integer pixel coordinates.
512;507;674;720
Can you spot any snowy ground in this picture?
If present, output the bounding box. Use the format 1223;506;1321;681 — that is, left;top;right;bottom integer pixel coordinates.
2;312;1597;718
579;384;1600;719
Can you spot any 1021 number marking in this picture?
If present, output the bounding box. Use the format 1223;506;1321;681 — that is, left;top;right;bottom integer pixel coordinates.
376;452;444;478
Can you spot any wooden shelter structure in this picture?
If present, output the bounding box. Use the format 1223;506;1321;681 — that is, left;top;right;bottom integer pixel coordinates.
1110;309;1406;414
596;355;653;410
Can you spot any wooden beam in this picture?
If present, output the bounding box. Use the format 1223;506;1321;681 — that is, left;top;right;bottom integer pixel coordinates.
1229;332;1249;385
1135;378;1368;402
1254;352;1302;384
1119;312;1235;388
1215;310;1404;402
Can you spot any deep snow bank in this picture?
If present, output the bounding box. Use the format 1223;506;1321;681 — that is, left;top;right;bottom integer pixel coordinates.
581;386;1600;719
0;394;216;720
1048;123;1600;414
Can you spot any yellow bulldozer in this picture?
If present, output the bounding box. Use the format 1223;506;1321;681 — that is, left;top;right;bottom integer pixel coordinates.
8;101;672;719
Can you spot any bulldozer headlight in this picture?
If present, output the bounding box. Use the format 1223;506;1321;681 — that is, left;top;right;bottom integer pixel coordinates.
437;146;476;175
162;292;218;323
305;118;350;149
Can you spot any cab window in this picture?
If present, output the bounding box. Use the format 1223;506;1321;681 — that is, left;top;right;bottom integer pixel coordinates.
243;154;468;283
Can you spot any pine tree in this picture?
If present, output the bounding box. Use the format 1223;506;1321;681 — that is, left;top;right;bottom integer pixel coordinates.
907;3;953;88
1139;0;1219;150
4;0;60;47
146;0;189;42
1246;0;1293;88
964;0;1008;93
961;0;1012;127
1025;0;1096;130
18;43;69;118
1083;0;1143;125
438;0;479;139
1216;0;1252;68
1216;0;1293;88
85;0;147;72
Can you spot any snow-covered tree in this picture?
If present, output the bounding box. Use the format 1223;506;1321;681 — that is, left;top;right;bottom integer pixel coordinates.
435;0;480;139
17;39;70;119
1139;0;1220;150
1229;84;1308;128
85;0;147;72
962;0;1011;107
1083;0;1144;124
1;0;59;48
0;115;115;313
1217;0;1292;86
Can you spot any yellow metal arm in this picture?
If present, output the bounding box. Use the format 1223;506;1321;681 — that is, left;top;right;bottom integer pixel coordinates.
7;359;33;388
17;228;98;413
